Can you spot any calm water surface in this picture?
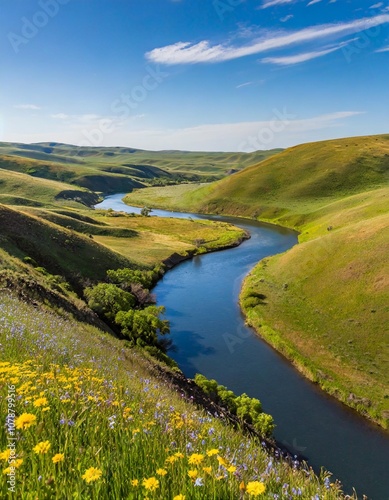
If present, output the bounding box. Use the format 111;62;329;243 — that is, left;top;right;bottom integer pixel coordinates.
97;194;389;499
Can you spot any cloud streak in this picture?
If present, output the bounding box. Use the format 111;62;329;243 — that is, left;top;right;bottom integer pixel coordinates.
14;104;41;110
261;0;296;8
146;15;389;65
262;40;350;65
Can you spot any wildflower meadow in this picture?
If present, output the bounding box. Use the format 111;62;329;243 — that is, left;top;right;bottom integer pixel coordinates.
0;291;351;499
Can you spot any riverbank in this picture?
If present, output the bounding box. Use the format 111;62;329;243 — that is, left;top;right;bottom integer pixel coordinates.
123;144;389;430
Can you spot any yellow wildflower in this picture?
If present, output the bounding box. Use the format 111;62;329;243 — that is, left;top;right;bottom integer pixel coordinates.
207;448;219;457
173;495;186;500
227;465;237;473
15;413;37;430
166;455;177;464
203;466;212;475
246;481;266;496
217;455;228;467
188;453;204;465
142;477;159;491
188;469;198;480
33;397;48;408
156;468;167;476
82;467;103;483
131;479;139;486
52;453;65;464
0;450;11;461
33;441;51;454
174;452;184;458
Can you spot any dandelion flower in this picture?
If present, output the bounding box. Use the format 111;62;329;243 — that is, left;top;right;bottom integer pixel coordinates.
206;448;219;457
227;465;237;473
246;481;266;496
217;455;228;467
0;450;11;461
82;467;102;483
142;477;159;491
15;413;37;430
188;469;198;480
3;459;23;473
33;441;51;454
173;495;185;500
188;453;204;465
52;453;65;464
33;397;48;408
156;468;167;476
131;479;139;486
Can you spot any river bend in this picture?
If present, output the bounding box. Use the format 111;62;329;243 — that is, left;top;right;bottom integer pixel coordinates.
97;194;389;499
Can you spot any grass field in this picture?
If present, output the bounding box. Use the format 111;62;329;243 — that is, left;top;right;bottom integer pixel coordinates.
0;141;281;195
124;134;389;426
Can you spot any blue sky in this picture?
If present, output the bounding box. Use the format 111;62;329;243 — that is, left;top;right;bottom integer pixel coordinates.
1;0;388;151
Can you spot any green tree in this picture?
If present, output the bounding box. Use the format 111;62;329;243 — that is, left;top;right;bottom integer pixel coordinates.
84;283;135;321
115;305;169;348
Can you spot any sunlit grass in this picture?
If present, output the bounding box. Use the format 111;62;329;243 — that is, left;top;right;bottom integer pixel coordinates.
0;291;349;498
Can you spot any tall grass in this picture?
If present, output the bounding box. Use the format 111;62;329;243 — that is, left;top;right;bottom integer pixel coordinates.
0;291;350;499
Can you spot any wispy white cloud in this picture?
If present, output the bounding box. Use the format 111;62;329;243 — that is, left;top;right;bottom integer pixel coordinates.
375;45;389;51
370;2;383;8
5;111;364;152
262;40;350;65
280;14;294;22
146;15;389;65
104;111;364;152
261;0;296;8
14;104;41;110
307;0;322;6
236;81;254;88
51;113;69;120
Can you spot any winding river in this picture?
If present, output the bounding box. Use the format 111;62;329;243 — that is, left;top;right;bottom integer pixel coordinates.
97;194;389;499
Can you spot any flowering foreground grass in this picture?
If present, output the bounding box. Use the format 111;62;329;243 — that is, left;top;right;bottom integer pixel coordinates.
0;291;352;499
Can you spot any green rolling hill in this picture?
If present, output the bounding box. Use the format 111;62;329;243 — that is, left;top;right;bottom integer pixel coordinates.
0;141;281;197
124;134;389;427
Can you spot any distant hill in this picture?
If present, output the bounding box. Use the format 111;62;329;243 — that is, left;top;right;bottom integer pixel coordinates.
177;134;389;225
0;141;282;196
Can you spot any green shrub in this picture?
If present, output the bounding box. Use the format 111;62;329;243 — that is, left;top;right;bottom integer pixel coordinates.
84;283;135;321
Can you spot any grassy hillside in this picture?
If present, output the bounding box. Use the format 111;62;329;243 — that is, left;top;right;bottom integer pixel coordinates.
0;289;349;498
0;159;352;497
0;142;281;195
0;168;99;208
124;134;389;220
124;134;389;426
